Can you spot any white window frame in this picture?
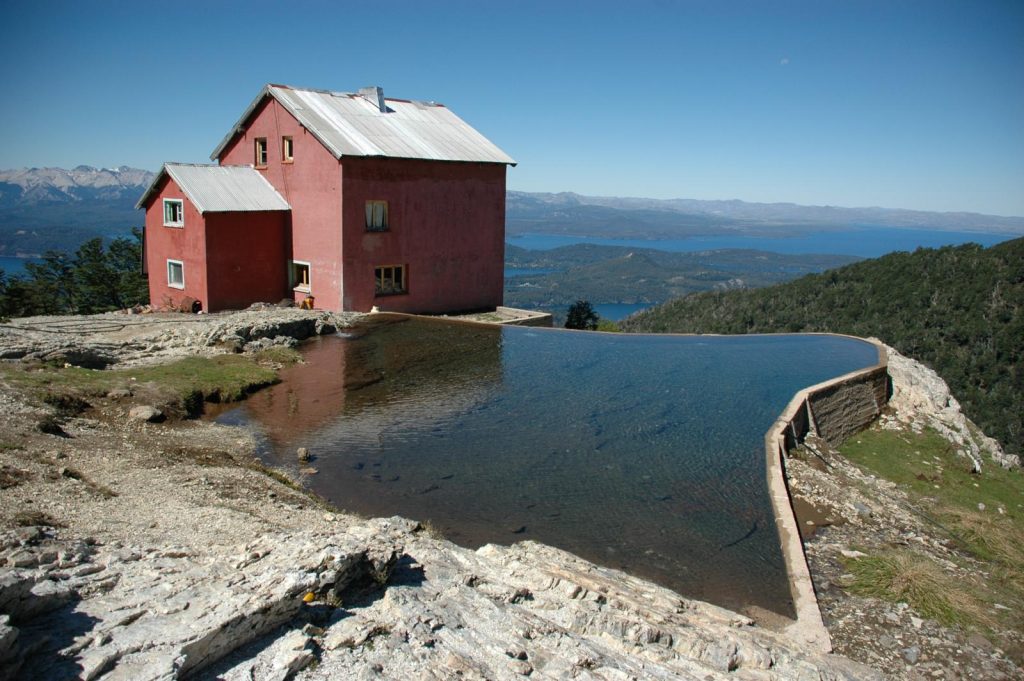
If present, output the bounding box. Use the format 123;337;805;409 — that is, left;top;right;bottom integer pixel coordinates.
163;199;184;227
365;200;389;232
255;137;268;167
167;259;185;289
289;260;311;293
282;136;294;163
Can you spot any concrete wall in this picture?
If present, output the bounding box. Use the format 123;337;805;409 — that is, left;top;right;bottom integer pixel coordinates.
763;338;889;653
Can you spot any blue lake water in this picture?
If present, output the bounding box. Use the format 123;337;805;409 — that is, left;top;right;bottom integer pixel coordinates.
216;316;880;617
504;267;560;278
592;303;652;321
507;228;1018;258
0;256;41;276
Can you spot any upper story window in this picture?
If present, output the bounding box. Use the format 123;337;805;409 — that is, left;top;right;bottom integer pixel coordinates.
163;199;184;227
282;136;294;163
255;137;268;167
365;200;388;232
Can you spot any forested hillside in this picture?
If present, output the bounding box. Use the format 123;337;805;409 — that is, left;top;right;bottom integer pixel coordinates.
622;239;1024;456
503;244;858;308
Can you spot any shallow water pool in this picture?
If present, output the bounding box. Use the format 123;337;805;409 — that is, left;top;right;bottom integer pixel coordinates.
216;316;879;617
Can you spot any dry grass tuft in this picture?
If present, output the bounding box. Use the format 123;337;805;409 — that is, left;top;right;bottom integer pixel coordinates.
844;549;995;628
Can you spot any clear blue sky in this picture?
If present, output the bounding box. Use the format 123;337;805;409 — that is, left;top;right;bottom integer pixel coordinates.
1;0;1021;216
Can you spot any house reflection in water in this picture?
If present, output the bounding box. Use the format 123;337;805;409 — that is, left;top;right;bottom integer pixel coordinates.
232;314;504;456
218;316;880;618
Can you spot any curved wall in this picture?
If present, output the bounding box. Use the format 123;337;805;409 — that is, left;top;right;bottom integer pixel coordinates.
764;338;889;652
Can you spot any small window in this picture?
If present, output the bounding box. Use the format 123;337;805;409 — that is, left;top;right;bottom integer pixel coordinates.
374;264;406;296
167;260;184;289
282;136;294;163
365;200;388;232
163;199;184;227
290;260;311;292
255;137;268;167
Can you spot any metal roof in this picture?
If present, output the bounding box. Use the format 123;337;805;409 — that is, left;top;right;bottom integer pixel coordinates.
136;163;291;213
210;84;516;166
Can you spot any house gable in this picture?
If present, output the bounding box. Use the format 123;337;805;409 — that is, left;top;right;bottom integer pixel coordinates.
210;84;516;166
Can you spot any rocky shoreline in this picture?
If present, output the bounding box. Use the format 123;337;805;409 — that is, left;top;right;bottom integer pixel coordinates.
0;309;1019;679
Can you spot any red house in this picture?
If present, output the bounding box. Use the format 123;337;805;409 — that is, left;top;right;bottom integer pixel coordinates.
138;84;515;313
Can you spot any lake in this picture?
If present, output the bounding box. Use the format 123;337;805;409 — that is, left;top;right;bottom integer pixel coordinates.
0;256;41;276
216;316;879;617
507;228;1018;258
593;303;651;321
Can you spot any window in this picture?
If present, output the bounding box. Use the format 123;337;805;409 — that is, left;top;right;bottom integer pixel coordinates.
255;137;268;167
163;199;184;227
167;260;184;289
365;200;388;232
374;264;406;296
289;260;311;292
282;136;294;163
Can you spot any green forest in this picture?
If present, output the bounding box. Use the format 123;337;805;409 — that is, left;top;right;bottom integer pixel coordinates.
622;238;1024;457
0;229;148;318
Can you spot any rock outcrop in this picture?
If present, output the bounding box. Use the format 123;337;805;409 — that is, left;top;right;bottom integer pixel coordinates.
1;520;880;681
880;343;1019;470
0;307;360;369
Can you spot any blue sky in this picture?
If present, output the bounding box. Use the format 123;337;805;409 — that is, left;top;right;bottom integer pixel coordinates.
1;0;1021;216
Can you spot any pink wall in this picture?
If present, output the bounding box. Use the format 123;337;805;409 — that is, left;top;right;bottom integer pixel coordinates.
217;98;344;310
142;176;209;311
340;157;506;313
204;212;289;311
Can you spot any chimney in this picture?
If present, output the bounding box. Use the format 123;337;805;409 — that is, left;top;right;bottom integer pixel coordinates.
358;86;387;113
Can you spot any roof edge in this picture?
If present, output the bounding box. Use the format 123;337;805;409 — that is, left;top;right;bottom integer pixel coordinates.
135;163;173;210
210;84;516;165
136;162;292;214
209;85;276;161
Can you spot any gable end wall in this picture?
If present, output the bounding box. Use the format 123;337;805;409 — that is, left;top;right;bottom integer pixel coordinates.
217;97;343;310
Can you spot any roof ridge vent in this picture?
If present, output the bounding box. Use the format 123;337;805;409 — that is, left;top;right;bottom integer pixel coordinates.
358;86;387;113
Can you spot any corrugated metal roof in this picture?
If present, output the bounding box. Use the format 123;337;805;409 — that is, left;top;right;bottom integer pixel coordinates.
136;163;291;213
210;85;516;166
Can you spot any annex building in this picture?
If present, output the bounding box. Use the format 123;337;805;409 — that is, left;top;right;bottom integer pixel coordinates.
137;84;515;314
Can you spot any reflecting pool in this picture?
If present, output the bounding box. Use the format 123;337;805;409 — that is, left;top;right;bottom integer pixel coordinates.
216;316;879;617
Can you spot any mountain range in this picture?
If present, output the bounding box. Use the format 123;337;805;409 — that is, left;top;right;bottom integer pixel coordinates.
2;166;1022;257
507;191;1024;238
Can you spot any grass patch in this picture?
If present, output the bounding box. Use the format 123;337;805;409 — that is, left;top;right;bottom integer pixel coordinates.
251;346;303;366
0;465;31;489
839;425;1024;633
841;427;1023;517
0;355;280;417
842;549;991;627
13;510;65;528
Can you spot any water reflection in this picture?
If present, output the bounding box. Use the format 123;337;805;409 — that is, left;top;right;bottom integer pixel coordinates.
217;317;879;618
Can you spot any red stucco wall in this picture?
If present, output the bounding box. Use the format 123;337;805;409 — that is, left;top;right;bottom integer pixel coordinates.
204;212;289;311
340;157;506;314
142;176;208;311
217;98;344;310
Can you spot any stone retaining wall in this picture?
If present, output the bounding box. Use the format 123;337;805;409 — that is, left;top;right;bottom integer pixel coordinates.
764;338;889;653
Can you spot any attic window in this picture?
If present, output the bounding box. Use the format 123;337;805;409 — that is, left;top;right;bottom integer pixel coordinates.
282;136;294;163
163;199;184;227
365;200;388;232
290;260;311;292
375;264;406;296
167;259;184;289
255;137;268;167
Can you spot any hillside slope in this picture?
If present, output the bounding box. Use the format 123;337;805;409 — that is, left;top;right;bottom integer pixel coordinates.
503;244;859;308
622;238;1024;456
